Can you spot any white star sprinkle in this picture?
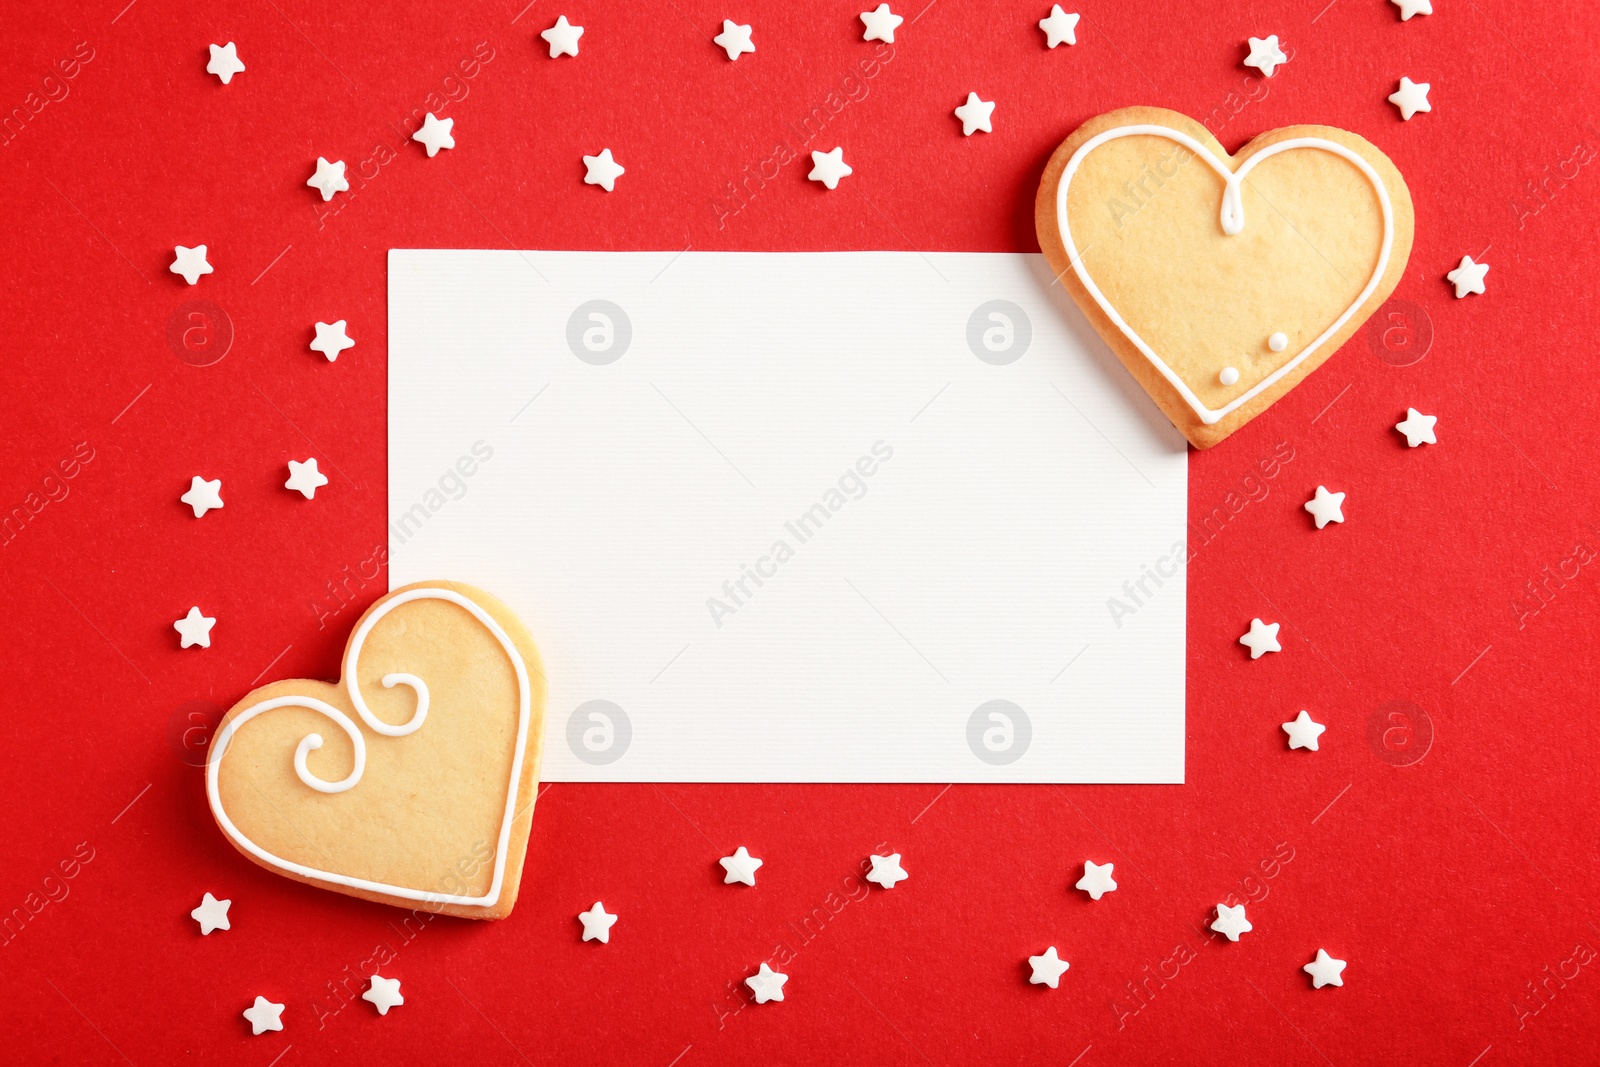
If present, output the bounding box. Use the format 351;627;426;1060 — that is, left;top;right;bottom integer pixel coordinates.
1305;485;1346;529
206;42;246;85
859;4;903;43
174;606;215;649
1244;35;1288;78
953;92;995;136
412;112;455;157
1028;947;1071;987
285;458;329;500
807;147;852;189
540;16;584;58
745;962;787;1003
1038;5;1079;48
180;476;224;518
1447;255;1489;298
1211;903;1252;942
1239;618;1281;659
714;19;755;61
306;157;349;202
242;996;285;1035
190;892;231;934
579;901;618;943
1074;860;1117;900
170;245;212;285
866;853;908;889
1396;408;1438;447
1391;0;1432;20
1304;948;1347;988
1282;710;1326;751
583;148;626;192
362;974;404;1015
1388;77;1431;120
311;320;355;362
720;846;763;886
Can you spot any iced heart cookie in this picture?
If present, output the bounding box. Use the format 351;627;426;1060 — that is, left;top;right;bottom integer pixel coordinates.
205;581;546;919
1036;106;1414;449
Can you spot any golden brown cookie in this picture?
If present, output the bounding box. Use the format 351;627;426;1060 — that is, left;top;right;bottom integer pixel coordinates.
205;580;546;919
1036;106;1414;449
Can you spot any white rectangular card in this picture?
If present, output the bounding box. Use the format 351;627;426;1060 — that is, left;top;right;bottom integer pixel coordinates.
388;251;1186;783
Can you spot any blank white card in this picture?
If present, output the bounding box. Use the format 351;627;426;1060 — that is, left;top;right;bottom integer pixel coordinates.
388;251;1186;783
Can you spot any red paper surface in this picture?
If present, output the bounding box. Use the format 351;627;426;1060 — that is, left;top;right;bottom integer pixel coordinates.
4;0;1600;1062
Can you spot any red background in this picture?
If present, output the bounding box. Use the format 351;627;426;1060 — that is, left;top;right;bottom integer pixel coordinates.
4;0;1599;1062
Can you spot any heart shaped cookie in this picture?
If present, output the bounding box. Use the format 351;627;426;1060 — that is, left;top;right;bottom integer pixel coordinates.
205;581;546;919
1036;106;1414;448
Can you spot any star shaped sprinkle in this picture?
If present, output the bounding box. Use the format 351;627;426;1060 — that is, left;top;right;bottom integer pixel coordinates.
579;901;618;943
953;92;995;136
1075;860;1117;900
285;458;329;499
306;157;349;202
1244;35;1288;77
170;245;212;285
859;4;903;42
745;962;787;1003
1396;408;1438;447
1239;618;1281;659
1282;710;1327;751
1038;5;1079;47
1391;0;1432;19
1304;949;1347;988
583;148;625;192
1211;903;1252;942
412;112;455;157
807;147;852;190
1388;77;1431;120
866;853;908;889
242;996;285;1035
191;892;231;934
540;16;584;57
311;320;355;362
720;846;763;886
1304;485;1346;529
361;974;404;1015
1028;947;1070;988
174;606;215;649
1447;255;1489;298
206;42;246;85
180;476;224;518
714;19;755;61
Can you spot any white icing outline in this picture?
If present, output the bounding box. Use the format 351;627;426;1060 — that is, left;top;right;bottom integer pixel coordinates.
1055;125;1395;426
206;588;533;908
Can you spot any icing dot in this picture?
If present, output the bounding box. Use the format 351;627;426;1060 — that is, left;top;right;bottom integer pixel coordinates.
1220;366;1240;386
1268;332;1289;352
